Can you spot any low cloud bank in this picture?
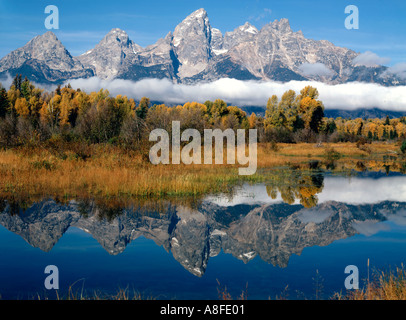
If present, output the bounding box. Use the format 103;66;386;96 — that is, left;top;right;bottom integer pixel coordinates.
384;63;406;80
65;77;406;111
298;63;334;77
2;73;406;111
353;51;391;67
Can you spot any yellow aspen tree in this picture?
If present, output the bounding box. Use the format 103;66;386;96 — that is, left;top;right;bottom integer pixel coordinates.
59;93;72;126
14;97;30;118
39;101;50;123
248;112;257;129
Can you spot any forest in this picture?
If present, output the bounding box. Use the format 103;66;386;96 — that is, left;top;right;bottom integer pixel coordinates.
0;74;406;152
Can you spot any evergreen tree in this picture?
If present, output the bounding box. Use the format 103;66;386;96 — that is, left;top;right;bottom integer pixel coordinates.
0;84;9;118
327;119;337;134
12;74;22;91
136;97;150;120
20;77;31;100
55;84;61;96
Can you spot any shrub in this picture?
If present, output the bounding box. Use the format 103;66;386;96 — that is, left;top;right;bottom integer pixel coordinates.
356;136;368;148
0;114;18;147
293;128;317;143
324;147;341;161
264;127;294;143
270;140;279;152
31;159;56;170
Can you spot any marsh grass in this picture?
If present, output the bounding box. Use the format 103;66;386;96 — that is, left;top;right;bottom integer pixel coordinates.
0;142;404;201
216;279;248;300
27;278;153;301
335;265;406;300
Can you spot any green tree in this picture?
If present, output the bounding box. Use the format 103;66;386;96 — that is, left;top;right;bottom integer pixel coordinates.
265;95;278;119
0;84;9;118
20;77;32;100
204;100;213;115
211;99;228;119
12;74;22;91
278;90;298;130
265;95;287;129
296;86;324;133
136;97;150;120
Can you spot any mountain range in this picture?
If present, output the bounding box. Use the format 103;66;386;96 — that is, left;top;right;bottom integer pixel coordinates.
0;8;404;86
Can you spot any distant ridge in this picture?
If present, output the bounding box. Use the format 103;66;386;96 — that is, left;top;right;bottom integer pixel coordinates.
324;108;406;119
240;106;406;119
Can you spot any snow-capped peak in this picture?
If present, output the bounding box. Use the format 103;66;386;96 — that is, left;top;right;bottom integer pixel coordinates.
240;22;258;34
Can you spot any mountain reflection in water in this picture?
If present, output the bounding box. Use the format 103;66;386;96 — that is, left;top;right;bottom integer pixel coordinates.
1;171;406;278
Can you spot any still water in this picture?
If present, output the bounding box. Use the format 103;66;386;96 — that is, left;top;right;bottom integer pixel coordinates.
1;170;406;300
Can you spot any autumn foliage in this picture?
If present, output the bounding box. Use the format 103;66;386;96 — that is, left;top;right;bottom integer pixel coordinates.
0;75;405;151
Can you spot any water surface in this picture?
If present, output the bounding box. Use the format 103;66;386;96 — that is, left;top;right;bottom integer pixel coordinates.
1;170;406;300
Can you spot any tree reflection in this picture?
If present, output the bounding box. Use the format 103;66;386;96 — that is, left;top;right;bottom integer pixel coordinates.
266;170;324;208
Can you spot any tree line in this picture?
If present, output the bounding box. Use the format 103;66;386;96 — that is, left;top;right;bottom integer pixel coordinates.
0;75;405;149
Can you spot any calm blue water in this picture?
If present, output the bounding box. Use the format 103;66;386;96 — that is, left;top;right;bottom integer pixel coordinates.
1;172;406;300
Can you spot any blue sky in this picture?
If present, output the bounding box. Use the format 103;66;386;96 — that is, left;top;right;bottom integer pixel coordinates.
0;0;405;65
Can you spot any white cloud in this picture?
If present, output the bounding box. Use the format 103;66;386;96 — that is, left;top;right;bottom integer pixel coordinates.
0;72;55;92
352;51;391;67
0;73;13;89
2;73;405;112
383;63;406;80
63;77;406;111
298;63;334;77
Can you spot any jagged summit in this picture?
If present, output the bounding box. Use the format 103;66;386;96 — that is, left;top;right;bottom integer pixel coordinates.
270;18;292;31
0;30;93;83
103;28;131;43
0;8;403;86
172;8;212;78
77;27;142;80
33;30;59;41
187;8;208;19
239;22;258;34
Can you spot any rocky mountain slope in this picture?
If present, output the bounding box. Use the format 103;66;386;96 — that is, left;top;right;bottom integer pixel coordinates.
0;8;403;86
0;31;94;83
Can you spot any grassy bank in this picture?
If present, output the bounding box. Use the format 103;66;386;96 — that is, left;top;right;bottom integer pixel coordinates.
0;141;404;201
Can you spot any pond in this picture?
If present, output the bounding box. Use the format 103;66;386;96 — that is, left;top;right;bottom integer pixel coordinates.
1;170;406;300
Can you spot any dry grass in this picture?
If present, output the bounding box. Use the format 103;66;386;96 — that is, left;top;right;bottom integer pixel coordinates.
335;265;406;300
216;279;248;300
34;285;151;300
0;145;246;200
0;142;404;201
